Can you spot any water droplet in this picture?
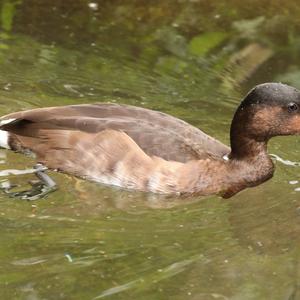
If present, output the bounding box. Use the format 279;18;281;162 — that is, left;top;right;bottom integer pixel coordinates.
3;83;11;90
65;254;73;262
88;2;98;10
289;180;298;185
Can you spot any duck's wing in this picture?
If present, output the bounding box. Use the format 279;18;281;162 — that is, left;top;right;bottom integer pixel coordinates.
0;103;230;162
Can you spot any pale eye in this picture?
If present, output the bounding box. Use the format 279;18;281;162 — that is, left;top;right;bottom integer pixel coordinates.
288;102;298;112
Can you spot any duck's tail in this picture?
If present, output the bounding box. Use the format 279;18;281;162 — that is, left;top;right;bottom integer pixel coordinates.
0;117;17;149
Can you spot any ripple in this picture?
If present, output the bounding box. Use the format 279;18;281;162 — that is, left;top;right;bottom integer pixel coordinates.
93;279;140;299
270;154;300;167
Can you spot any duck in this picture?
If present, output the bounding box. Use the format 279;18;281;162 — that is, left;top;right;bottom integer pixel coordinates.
0;82;299;199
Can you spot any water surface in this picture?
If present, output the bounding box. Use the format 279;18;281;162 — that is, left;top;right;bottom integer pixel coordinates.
1;1;300;299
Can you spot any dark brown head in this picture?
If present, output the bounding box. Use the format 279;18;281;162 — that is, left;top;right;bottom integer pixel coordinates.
230;83;300;158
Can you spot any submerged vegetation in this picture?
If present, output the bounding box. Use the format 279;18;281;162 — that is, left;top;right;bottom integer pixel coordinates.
0;0;299;104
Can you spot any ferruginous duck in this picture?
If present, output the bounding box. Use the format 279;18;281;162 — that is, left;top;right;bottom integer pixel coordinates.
0;82;299;199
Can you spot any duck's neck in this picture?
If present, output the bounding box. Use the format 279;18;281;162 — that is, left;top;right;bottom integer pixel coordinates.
149;142;274;197
230;134;269;160
149;124;275;197
229;103;269;160
219;134;274;198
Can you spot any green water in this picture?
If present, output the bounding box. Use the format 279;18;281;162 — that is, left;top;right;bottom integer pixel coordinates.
1;1;300;299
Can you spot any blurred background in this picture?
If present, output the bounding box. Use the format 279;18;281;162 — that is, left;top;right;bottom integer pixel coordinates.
1;1;300;299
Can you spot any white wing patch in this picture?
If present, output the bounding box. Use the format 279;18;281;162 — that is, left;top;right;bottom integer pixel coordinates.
0;118;15;149
0;130;10;149
0;118;16;126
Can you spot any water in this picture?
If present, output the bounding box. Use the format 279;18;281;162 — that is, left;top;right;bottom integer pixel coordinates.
1;1;300;299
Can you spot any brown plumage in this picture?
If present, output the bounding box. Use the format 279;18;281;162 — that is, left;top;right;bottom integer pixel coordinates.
1;83;300;198
2;103;229;162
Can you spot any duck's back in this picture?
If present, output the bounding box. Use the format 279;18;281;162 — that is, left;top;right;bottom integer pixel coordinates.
0;103;229;162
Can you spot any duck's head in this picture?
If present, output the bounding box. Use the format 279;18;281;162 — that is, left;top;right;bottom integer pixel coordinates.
230;82;300;158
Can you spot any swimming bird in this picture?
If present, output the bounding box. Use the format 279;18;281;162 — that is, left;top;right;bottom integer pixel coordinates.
0;82;299;198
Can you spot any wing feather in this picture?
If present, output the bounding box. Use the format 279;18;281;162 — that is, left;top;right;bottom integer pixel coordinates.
0;103;230;162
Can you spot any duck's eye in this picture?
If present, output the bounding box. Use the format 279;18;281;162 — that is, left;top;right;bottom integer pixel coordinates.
288;102;298;112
